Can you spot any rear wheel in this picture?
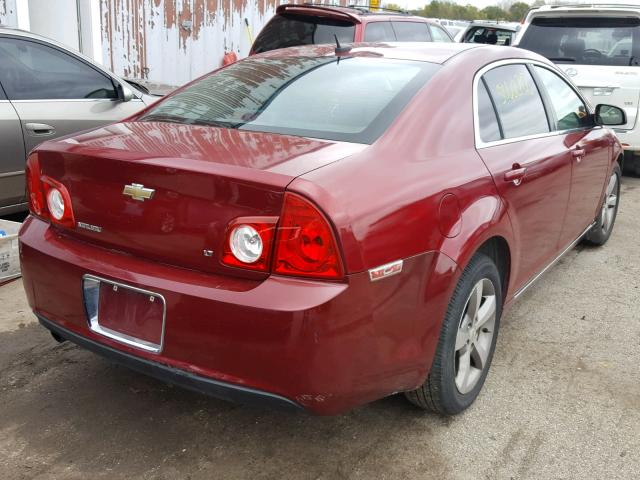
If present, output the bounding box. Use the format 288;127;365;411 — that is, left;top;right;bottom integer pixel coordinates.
405;253;502;415
584;164;621;246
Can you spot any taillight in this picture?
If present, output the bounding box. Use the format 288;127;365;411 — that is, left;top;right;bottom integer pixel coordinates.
25;153;45;217
41;177;75;227
25;152;75;227
221;217;278;272
273;193;343;279
221;194;344;280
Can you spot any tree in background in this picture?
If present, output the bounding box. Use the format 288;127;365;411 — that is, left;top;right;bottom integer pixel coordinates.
409;1;532;22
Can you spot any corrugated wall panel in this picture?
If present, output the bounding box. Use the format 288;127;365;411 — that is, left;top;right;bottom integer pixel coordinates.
0;0;18;26
101;0;349;86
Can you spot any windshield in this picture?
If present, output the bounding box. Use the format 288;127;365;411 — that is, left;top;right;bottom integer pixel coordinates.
139;56;439;144
519;17;640;66
252;14;356;54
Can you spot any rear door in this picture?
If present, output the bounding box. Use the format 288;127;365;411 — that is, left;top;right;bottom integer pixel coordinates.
531;65;611;245
0;85;26;210
0;35;145;154
475;63;572;290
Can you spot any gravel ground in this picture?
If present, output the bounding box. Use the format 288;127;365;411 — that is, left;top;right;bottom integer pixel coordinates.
1;177;638;480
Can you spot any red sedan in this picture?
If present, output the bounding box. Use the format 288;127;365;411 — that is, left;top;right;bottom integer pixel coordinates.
20;43;624;415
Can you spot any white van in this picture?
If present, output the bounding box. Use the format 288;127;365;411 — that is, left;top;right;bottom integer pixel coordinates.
517;4;640;174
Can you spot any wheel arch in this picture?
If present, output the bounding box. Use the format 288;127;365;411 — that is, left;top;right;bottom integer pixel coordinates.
438;195;515;302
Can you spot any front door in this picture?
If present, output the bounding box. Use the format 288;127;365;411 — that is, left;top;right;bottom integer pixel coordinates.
0;35;145;154
0;91;26;211
530;65;612;245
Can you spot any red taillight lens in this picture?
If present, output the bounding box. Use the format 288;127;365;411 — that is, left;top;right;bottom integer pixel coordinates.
221;217;278;272
25;153;46;217
273;193;344;279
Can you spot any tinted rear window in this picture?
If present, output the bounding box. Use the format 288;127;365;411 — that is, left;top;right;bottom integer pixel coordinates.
519;17;640;66
139;57;440;144
252;14;355;54
464;27;514;45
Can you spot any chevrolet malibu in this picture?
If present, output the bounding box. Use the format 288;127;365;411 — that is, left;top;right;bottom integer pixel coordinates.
19;43;624;415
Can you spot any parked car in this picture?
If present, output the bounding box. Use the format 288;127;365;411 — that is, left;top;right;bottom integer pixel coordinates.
517;4;640;174
20;42;623;415
250;4;452;54
457;21;519;45
0;26;160;215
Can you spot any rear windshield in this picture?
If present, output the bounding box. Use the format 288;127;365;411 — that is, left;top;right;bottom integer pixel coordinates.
463;26;514;45
139;56;439;144
519;17;640;66
252;14;355;54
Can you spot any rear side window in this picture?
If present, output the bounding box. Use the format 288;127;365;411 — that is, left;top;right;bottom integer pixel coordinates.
482;64;549;139
519;17;640;66
533;66;591;130
252;14;355;54
0;37;117;101
477;81;502;142
391;22;432;42
139;57;440;144
364;22;396;42
430;25;452;43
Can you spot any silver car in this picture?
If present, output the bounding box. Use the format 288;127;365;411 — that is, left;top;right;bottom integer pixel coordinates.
0;26;159;215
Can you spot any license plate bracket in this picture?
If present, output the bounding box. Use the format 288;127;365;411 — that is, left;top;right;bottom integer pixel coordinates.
82;275;166;353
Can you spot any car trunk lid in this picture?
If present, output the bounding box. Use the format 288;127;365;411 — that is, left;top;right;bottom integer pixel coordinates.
36;121;365;277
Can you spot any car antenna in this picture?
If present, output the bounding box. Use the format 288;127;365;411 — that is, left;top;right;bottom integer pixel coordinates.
334;34;351;55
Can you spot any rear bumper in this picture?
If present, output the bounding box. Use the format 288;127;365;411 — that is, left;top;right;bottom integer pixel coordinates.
38;314;303;411
20;216;458;414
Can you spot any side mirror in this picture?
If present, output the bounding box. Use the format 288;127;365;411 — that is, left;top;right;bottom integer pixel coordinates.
595;104;626;126
116;82;134;102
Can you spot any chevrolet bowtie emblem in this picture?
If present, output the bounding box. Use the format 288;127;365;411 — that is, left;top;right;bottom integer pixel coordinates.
123;183;155;201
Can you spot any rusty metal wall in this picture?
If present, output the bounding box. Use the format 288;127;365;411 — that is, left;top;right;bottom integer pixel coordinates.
101;0;349;86
0;0;18;26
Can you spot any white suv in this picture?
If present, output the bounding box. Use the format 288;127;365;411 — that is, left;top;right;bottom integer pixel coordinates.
517;4;640;174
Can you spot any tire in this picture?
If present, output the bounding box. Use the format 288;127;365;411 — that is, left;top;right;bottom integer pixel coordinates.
584;163;621;246
405;252;502;415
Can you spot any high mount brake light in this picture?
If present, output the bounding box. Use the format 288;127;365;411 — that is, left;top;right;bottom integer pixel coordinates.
222;194;344;280
25;152;75;227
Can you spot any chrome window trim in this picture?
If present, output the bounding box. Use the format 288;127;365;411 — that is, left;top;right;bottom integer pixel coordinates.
0;170;23;179
82;274;167;354
473;58;598;149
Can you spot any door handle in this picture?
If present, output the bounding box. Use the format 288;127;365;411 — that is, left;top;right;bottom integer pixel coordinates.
25;123;56;136
572;148;585;162
504;166;527;186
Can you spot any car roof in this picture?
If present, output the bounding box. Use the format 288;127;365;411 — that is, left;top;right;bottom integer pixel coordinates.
255;42;541;65
275;4;438;24
527;3;640;17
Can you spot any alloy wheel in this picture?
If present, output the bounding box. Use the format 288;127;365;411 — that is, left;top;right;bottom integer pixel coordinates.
454;278;497;395
601;172;619;234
